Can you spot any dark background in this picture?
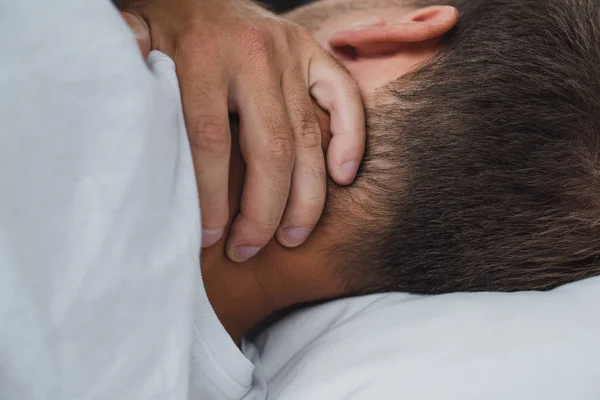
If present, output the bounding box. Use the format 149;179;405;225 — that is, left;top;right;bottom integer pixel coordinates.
114;1;310;13
263;0;312;13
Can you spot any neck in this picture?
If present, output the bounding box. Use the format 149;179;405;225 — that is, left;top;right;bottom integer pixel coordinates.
201;251;274;346
201;231;347;345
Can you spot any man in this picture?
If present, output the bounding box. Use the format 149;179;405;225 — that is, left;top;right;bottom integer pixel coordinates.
108;0;600;397
191;0;600;346
2;0;598;399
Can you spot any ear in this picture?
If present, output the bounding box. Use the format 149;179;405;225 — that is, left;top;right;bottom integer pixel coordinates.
329;6;458;57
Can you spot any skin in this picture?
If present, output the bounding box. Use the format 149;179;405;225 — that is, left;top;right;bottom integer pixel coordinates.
201;1;459;344
120;0;366;264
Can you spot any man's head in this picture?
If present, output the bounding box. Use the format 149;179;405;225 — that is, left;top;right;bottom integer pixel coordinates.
314;0;600;295
203;0;600;339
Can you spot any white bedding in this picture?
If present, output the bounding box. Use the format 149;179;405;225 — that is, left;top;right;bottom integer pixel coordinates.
254;277;600;399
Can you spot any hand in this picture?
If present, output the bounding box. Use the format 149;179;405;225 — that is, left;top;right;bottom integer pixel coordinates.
119;0;366;262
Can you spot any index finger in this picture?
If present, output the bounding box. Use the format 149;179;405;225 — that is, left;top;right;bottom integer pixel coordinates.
176;43;232;249
309;50;366;185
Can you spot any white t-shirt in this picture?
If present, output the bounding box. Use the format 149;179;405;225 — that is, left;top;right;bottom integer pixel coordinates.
0;0;264;399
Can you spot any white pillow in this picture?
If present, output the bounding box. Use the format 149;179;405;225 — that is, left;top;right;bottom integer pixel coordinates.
253;276;600;399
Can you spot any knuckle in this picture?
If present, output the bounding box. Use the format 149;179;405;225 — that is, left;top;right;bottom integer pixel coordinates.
338;69;361;95
291;113;321;149
346;79;362;99
285;97;322;149
274;25;294;54
256;220;279;238
198;189;229;214
293;193;326;227
306;162;327;183
244;214;280;240
201;206;229;227
199;196;229;224
282;83;322;149
264;134;294;166
300;201;325;225
241;26;273;62
188;116;230;155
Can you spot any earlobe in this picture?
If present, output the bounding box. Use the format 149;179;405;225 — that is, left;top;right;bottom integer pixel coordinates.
329;6;458;57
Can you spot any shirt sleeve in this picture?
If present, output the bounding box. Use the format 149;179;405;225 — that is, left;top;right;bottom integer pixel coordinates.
0;1;200;399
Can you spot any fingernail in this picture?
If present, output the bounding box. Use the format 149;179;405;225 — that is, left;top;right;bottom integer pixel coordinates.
342;161;360;180
231;246;261;262
202;228;224;248
281;227;311;247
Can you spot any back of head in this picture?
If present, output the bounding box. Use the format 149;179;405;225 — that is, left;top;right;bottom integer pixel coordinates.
331;0;600;294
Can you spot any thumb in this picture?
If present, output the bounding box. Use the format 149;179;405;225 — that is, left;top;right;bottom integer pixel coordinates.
120;11;151;59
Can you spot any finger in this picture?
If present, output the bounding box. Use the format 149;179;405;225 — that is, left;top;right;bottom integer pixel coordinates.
275;65;326;248
226;67;295;262
120;11;151;59
309;49;366;185
176;47;231;248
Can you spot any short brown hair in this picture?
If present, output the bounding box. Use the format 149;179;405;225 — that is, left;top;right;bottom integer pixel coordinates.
333;0;600;294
